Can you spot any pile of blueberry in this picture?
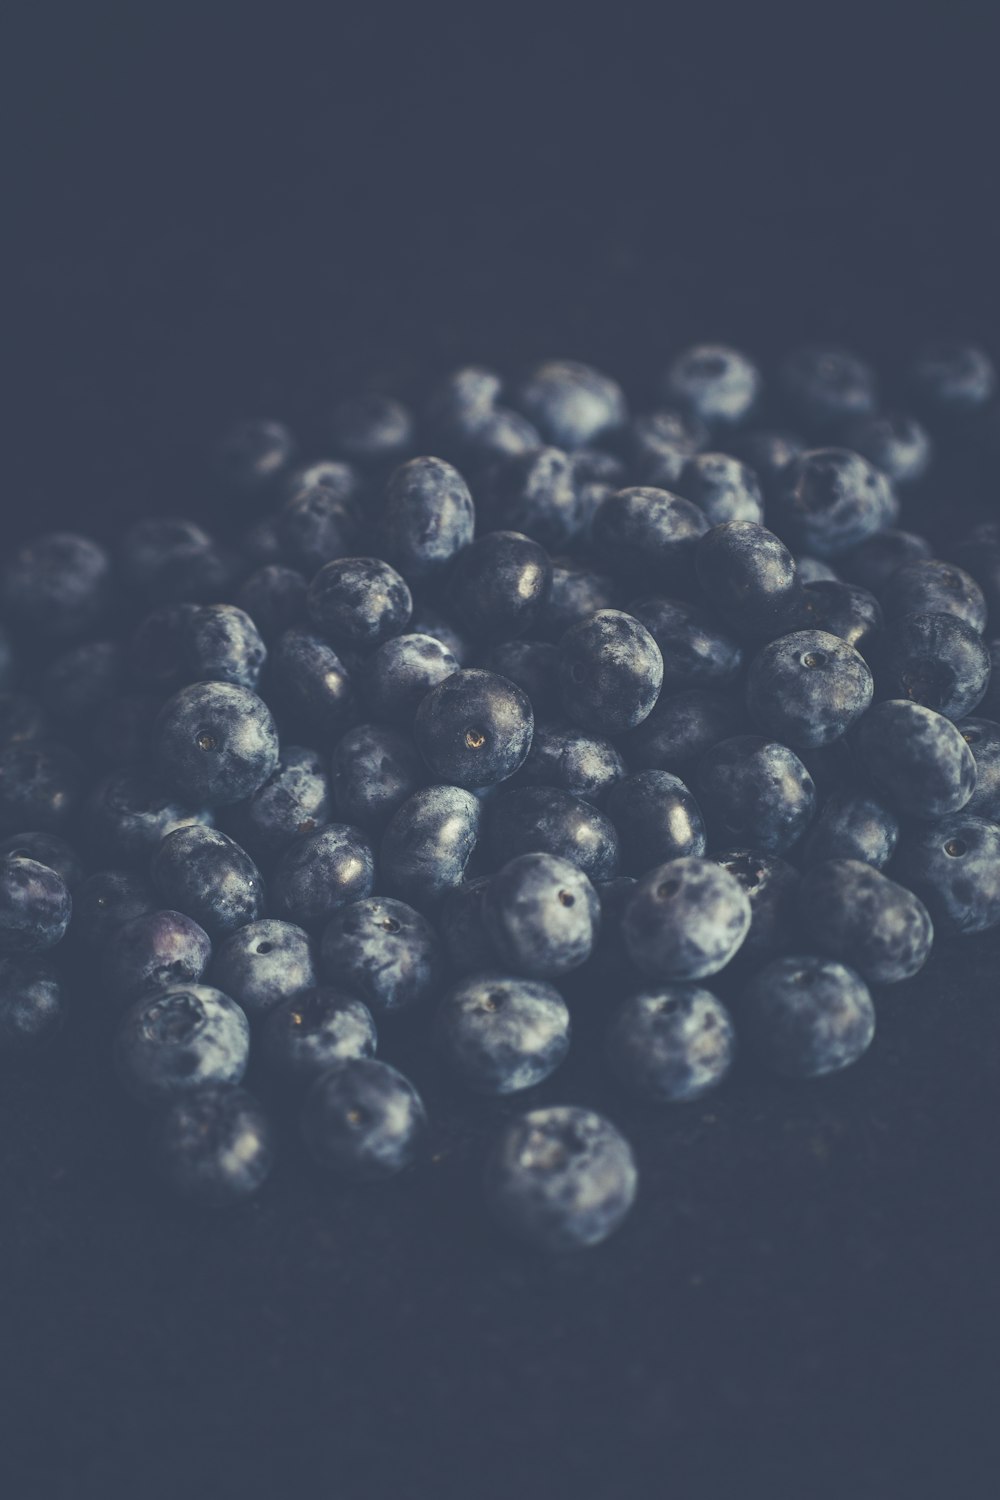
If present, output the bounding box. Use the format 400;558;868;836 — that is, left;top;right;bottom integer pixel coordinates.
2;341;1000;1251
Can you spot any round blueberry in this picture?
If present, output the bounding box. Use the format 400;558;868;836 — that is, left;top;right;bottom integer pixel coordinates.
696;521;799;637
869;612;990;722
697;736;817;853
783;579;883;653
152;1085;275;1205
332;393;413;466
320;897;443;1016
607;985;735;1103
0;831;83;891
381;785;480;909
879;561;987;633
622;857;750;980
485;786;619;882
364;634;459;726
330;723;425;833
778;346;877;434
626;409;707;488
675;452;764;525
300;1058;426;1179
841;412;931;484
662;344;760;427
268;628;356;741
115;984;249;1104
1;531;110;639
710;848;800;963
71;869;157;952
436;973;571;1094
260;988;376;1085
746;630;873;749
799;859;933;984
277;470;360;573
120;517;234;604
591;487;708;588
414;669;533;790
892;815;1000;936
483;853;599;978
624;688;745;773
486;447;582;551
606;771;706;875
741;955;875;1078
628;597;744;692
0;955;66;1051
772;448;895;558
226;744;331;859
306;556;412;653
514;723;625;804
235;565;307;642
509;359;626;449
0;742;84;835
271;825;375;930
154;682;279;807
178;604;268;689
209;918;316;1020
840;529;934;593
0;856;71;953
909;342;996;415
555;610;662;735
85;768;212;864
798;789;900;870
449;532;552;643
214;417;295;493
150;826;264;939
102;909;212;1009
381;456;475;579
852;700;977;818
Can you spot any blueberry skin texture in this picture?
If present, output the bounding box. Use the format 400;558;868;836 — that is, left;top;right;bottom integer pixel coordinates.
330;723;425;834
484;1105;637;1253
869;612;990;722
841;412;932;484
179;604;268;690
271;825;375;930
150;826;264;939
538;560;616;642
260;987;376;1084
269;628;355;742
487;447;582;552
783;579;883;653
514;723;625;805
746;629;873;750
675;452;764;525
210;918;317;1020
908;342;997;416
436;972;571;1094
628;597;743;692
85;768;213;864
622;857;751;980
364;634;459;726
154;682;279;807
71;868;157;951
625;409;706;488
483;853;599;979
227;744;331;859
276;471;360;574
852;700;977;818
480;641;561;714
607;985;736;1103
1;531;110;639
306;556;412;654
892;815;1000;936
711;848;800;963
449;532;552;644
697;736;817;854
799;859;933;984
381;457;476;581
0;742;84;835
320;897;443;1015
696;522;800;637
485;786;620;882
959;718;1000;820
332;393;414;466
214;417;295;493
102;909;212;1009
414;669;533;790
509;359;626;449
438;877;495;975
624;689;745;774
0;856;71;953
152;1085;275;1205
235;565;307;643
840;529;934;594
591;487;708;588
879;561;987;634
555;610;663;735
0;955;65;1051
798;788;900;870
741;955;876;1078
380;786;481;909
606;771;706;875
0;831;83;890
662;344;760;427
115;985;250;1105
778;346;877;434
772;448;895;558
300;1058;426;1180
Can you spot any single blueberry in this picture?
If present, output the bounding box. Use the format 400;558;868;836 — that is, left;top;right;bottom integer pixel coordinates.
330;723;425;833
852;700;977;818
697;736;817;853
209;918;317;1020
799;859;933;983
908;342;997;416
271;824;375;930
555;609;663;734
154;681;280;807
741;955;875;1078
0;856;71;953
268;628;356;742
436;972;571;1093
661;344;760;427
178;603;268;689
622;856;750;980
152;1085;275;1204
782;579;883;653
0;955;66;1051
483;853;599;978
331;393;414;466
260;987;376;1085
772;448;895;558
102;909;212;1009
120;517;234;604
381;456;475;579
485;447;582;551
868;612;990;721
696;521;799;637
414;669;534;789
591;487;709;589
675;452;764;525
746;629;873;749
892;814;1000;936
607;984;736;1103
628;597;744;692
449;532;552;643
225;744;331;859
364;633;459;726
276;469;360;573
606;771;706;875
778;346;877;434
509;359;627;449
320;897;443;1016
300;1058;426;1179
214;417;295;493
380;785;481;909
306;556;412;654
798;788;900;870
879;561;987;633
841;412;931;484
1;531;110;639
485;786;620;882
150;826;264;939
625;409;707;488
115;984;249;1104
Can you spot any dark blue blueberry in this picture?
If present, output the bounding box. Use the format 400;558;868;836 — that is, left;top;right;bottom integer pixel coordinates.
448;406;541;467
485;786;619;882
235;565;307;642
381;456;475;579
300;1058;426;1179
514;722;625;804
436;972;571;1093
795;557;840;584
628;597;743;692
479;641;560;714
624;688;745;773
726;428;804;491
115;984;249;1104
625;409;707;488
306;556;412;654
483;853;599;978
260;987;376;1085
0;856;71;952
320;897;443;1016
154;681;280;807
276;469;360;573
606;771;706;875
85;768;212;863
0;955;65;1051
662;344;760;427
538;559;616;642
591;487;708;588
621;857;750;980
798;788;899;870
268;628;356;742
696;521;799;636
782;579;883;652
852;700;976;818
120;517;234;604
0;693;50;748
271;824;375;930
891;814;1000;936
868;613;990;721
879;561;987;633
697;736;817;854
152;1085;274;1204
438;877;495;975
380;785;481;909
225;744;331;859
331;393;414;466
711;849;800;963
799;859;933;983
330;723;424;833
841;412;931;484
0;741;84;834
364;633;459;726
555;609;663;734
414;669;533;789
607;984;735;1103
71;869;157;952
486;447;582;551
209;918;316;1020
150;826;264;939
958;718;1000;821
102;909;212;1009
771;448;895;558
484;1105;637;1252
778;346;877;434
509;359;626;449
214;418;294;494
1;532;110;640
840;528;934;593
41;640;125;722
741;955;875;1078
746;629;873;749
449;532;552;643
0;831;83;890
425;365;503;436
908;342;996;416
177;604;268;689
675;452;764;525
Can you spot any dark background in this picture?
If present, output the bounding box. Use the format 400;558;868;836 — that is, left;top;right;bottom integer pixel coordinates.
5;8;1000;1497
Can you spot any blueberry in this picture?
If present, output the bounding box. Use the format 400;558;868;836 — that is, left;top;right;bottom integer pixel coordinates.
426;364;503;428
320;897;443;1015
508;359;626;449
150;826;264;939
155;681;279;807
909;342;997;416
277;470;360;573
606;771;706;874
697;736;816;853
71;869;157;951
0;855;71;953
591;487;708;588
0;742;84;834
0;831;83;890
778;346;877;434
300;1058;426;1179
178;603;268;689
726;428;804;490
625;409;707;488
621;856;750;980
271;824;375;930
0;955;66;1051
853;699;977;818
958;718;1000;821
662;344;760;427
120;517;234;604
381;456;475;579
486;447;582;551
226;744;331;859
710;848;800;963
879;560;987;633
408;606;470;665
306;556;412;653
628;597;743;692
696;521;799;636
607;984;735;1103
152;1085;275;1204
746;629;873;749
514;722;625;804
449;532;552;643
414;669;533;790
675;452;764;525
330;723;424;833
483;853;599;978
331;393;414;465
772;448;895;558
209;918;316;1020
115;984;249;1104
868;613;990;721
235;565;307;642
741;955;875;1078
364;634;459;726
570;450;628;528
0;693;50;748
436;972;571;1093
260;988;376;1084
555;610;662;734
41;640;125;722
85;768;212;863
268;628;355;741
798;788;900;870
799;859;933;983
538;560;616;641
891;814;1000;936
484;1105;637;1252
782;579;883;652
840;529;934;593
380;785;480;909
214;417;295;493
624;688;745;773
485;786;619;882
102;909;212;1009
479;641;560;712
1;531;110;639
841;412;931;484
